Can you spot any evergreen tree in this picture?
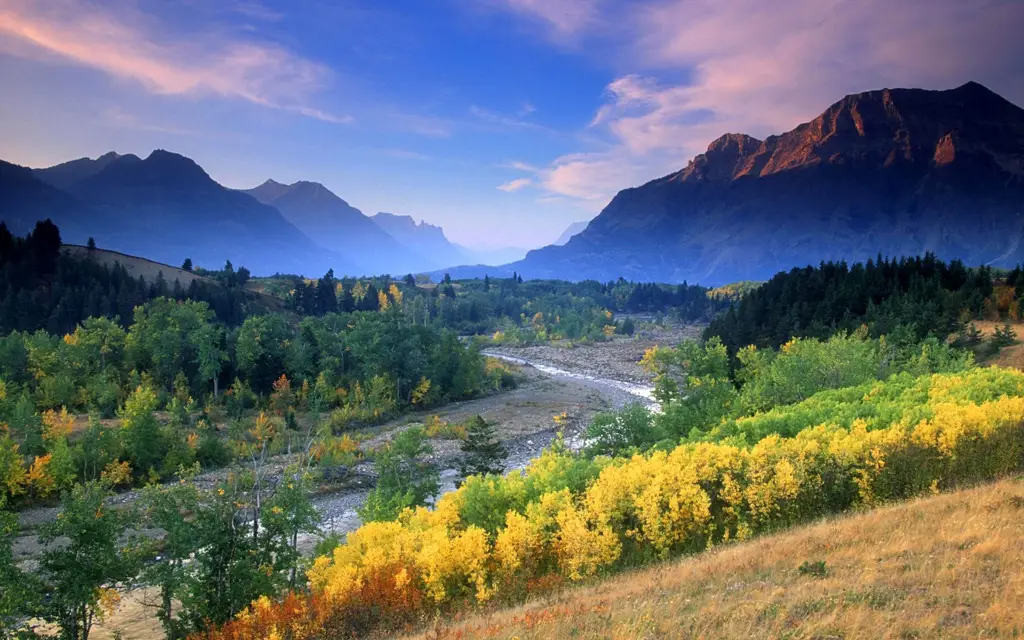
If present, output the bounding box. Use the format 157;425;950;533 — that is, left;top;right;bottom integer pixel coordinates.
86;237;96;251
182;257;193;271
459;415;507;478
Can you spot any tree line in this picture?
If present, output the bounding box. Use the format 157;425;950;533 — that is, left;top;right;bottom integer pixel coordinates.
283;270;731;340
704;254;994;355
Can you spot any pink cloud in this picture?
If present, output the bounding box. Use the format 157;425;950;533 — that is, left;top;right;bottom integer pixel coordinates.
0;0;350;123
497;177;532;192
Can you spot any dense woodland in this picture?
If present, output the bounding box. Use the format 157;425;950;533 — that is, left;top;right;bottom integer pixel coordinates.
704;254;994;354
282;271;730;340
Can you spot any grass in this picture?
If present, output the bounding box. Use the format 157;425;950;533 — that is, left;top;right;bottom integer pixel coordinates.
410;478;1024;640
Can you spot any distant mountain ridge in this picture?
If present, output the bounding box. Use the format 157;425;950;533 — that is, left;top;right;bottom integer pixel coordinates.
1;150;350;276
243;180;420;274
442;81;1024;284
2;148;522;277
370;212;469;270
34;151;128;190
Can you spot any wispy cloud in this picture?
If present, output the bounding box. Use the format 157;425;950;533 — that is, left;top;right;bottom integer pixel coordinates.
0;0;349;123
500;160;541;172
497;177;532;192
379;148;434;161
483;0;602;37
229;1;284;22
469;104;548;132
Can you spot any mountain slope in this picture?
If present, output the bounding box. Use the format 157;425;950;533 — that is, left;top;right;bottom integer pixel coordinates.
53;150;348;275
371;212;469;270
245;181;420;275
459;82;1024;284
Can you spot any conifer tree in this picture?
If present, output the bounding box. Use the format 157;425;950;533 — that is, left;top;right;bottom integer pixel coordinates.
459;415;507;478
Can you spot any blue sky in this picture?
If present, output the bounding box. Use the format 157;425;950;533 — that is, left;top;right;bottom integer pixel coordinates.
2;0;1023;250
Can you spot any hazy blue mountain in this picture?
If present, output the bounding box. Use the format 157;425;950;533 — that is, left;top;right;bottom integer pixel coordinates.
552;221;589;246
33;151;132;190
245;181;421;275
442;82;1024;285
1;150;351;276
371;212;470;270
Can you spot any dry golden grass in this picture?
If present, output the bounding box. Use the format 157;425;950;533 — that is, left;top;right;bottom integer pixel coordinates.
412;478;1024;640
970;321;1024;369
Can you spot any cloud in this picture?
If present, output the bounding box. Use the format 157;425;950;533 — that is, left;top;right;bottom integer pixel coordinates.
229;1;284;22
485;0;602;36
501;160;541;172
0;0;349;123
497;177;532;192
469;104;548;132
380;148;434;161
512;0;1024;208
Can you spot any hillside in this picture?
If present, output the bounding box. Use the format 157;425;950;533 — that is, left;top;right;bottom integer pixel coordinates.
244;181;418;275
445;82;1024;284
61;244;207;286
418;477;1024;640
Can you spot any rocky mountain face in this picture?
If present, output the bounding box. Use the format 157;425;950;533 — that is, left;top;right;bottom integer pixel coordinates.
244;181;418;274
453;82;1024;284
2;150;349;275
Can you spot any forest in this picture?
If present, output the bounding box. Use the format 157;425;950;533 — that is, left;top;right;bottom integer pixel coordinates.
704;254;995;354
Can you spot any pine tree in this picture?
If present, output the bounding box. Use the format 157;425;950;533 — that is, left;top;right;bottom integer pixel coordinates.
459;415;507;478
182;257;193;271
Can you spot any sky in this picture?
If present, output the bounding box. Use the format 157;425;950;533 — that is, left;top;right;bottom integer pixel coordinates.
1;0;1023;250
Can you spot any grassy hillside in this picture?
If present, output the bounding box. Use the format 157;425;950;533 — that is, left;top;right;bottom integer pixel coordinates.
62;244;206;285
416;477;1024;640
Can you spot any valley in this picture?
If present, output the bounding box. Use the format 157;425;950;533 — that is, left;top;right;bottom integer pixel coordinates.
2;58;1024;640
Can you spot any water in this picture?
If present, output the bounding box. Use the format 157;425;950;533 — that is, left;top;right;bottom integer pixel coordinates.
483;351;658;407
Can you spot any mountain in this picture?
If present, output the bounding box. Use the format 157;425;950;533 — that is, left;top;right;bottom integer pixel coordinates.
1;150;349;276
371;212;470;270
33;151;130;190
552;221;589;246
445;81;1024;284
244;181;419;275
